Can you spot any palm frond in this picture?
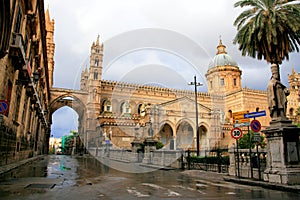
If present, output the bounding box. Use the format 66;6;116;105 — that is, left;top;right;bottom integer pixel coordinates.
233;0;300;64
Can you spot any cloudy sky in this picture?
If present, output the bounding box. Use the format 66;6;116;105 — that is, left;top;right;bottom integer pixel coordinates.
45;0;300;138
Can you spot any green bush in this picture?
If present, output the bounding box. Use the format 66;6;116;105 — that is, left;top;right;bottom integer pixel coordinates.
186;155;229;165
156;141;164;149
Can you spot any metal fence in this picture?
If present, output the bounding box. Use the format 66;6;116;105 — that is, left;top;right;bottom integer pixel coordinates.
181;147;229;173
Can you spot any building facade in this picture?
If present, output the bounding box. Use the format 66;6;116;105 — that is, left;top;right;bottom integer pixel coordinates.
0;0;51;165
1;0;298;165
287;68;300;124
80;37;294;152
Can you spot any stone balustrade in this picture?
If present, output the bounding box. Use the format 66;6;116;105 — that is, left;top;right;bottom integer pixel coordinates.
88;145;183;168
228;147;266;179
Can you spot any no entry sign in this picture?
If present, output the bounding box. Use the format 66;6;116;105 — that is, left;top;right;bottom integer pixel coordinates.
231;127;243;140
250;120;261;132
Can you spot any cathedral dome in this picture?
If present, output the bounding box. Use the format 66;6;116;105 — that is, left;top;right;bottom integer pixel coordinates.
208;40;238;70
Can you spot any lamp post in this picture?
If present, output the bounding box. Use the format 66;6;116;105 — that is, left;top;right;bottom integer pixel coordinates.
189;75;203;157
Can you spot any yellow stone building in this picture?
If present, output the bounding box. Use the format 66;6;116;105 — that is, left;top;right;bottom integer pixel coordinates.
287;68;300;124
79;36;298;152
1;1;298;166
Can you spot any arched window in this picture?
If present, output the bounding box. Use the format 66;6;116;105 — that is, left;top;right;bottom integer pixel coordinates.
94;70;98;79
228;110;232;118
220;78;225;86
121;101;131;114
138;104;146;116
289;108;294;117
256;107;259;112
104;101;112;112
95;59;99;66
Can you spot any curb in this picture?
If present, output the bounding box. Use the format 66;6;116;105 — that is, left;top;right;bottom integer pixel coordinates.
223;176;300;193
0;155;45;176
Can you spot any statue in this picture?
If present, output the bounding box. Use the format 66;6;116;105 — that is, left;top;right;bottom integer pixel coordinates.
267;64;290;120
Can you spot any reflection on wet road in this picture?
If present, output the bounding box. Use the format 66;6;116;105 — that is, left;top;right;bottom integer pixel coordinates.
0;155;299;200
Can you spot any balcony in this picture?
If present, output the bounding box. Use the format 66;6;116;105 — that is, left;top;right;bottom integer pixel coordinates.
9;32;26;66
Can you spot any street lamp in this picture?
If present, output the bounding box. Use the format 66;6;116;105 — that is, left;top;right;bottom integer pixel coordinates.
189;75;203;157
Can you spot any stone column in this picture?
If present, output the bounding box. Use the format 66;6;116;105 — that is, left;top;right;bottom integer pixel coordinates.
262;120;300;184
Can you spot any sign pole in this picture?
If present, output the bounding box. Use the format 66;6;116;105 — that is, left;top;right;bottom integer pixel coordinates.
236;138;240;178
256;142;261;180
248;125;253;178
231;127;242;178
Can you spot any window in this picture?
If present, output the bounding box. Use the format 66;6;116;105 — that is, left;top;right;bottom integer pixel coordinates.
210;81;213;89
93;70;98;79
95;59;99;66
105;101;111;112
14;6;23;33
138;104;146;116
121;101;131;114
228;110;232;118
220;78;224;86
233;78;237;86
289;108;294;116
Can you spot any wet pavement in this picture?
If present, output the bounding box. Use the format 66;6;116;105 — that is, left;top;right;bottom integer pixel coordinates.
0;155;300;200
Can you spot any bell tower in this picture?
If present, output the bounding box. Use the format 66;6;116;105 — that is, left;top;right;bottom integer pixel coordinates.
85;36;104;146
89;35;103;82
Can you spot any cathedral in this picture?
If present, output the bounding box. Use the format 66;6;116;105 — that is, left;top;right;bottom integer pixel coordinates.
79;36;299;151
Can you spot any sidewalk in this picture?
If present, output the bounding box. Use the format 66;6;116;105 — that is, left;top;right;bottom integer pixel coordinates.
224;175;300;193
0;155;44;176
182;170;300;193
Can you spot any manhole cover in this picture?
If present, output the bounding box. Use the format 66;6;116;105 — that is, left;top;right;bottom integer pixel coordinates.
25;183;55;189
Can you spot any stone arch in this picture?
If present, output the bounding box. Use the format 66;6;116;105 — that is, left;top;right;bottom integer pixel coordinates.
49;94;86;120
120;100;131;115
100;98;112;113
175;119;194;150
156;121;174;147
199;122;209;149
49;90;88;148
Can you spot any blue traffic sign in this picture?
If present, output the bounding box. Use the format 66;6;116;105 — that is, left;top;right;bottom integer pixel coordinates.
250;120;261;132
0;100;8;114
244;110;266;119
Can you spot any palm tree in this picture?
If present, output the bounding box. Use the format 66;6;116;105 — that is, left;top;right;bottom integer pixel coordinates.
233;0;300;80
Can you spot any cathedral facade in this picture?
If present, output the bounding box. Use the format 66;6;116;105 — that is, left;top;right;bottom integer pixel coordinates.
79;36;300;151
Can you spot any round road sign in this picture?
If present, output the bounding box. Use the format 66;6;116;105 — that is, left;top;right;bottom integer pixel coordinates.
250;119;261;132
230;127;243;139
0;100;8;114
